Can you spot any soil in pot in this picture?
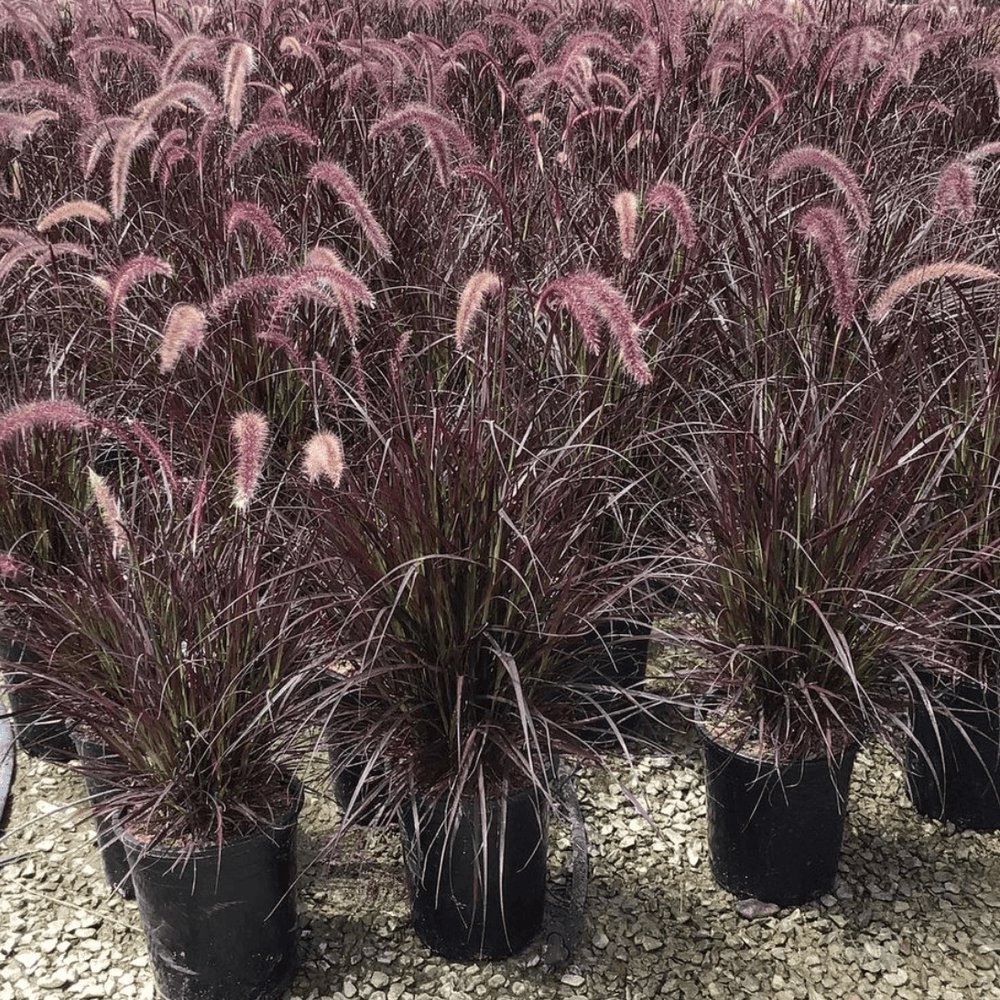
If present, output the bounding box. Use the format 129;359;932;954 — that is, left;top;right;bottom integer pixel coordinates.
398;780;549;961
700;724;859;907
1;638;76;762
906;674;1000;831
70;730;134;898
118;775;303;1000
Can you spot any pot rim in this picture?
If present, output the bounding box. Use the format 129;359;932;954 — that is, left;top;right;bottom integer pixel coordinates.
115;772;304;859
693;701;863;767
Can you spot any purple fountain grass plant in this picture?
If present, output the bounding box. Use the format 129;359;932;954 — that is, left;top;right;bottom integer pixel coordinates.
677;370;966;760
1;405;321;850
300;366;664;826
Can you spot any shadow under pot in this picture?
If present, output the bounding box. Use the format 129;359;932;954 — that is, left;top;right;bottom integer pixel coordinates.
398;780;549;961
905;673;1000;831
699;720;859;907
116;775;303;1000
70;731;134;899
1;640;76;762
560;618;651;748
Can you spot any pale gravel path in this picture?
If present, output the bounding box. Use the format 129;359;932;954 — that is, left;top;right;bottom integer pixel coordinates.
2;717;1000;1000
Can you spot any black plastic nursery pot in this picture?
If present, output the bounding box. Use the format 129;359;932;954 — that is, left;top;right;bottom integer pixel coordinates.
700;727;859;907
398;780;549;961
562;618;651;746
118;776;303;1000
331;757;391;828
905;674;1000;831
1;638;76;762
70;730;134;899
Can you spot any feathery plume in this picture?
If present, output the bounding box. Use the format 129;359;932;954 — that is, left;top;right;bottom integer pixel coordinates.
538;271;651;384
896;99;953;120
227;119;317;167
70;34;161;81
160;33;218;85
262;257;373;345
487;13;543;67
303;248;374;339
537;273;602;353
110;119;154;217
455;271;501;350
967;142;1000;163
870;262;1000;322
0;79;96;125
0;399;90;445
797;205;857;328
207;274;283;319
0;108;58;148
36;199;110;232
817;25;887;91
390;329;411;387
231;411;269;510
614;191;639;260
302;432;344;487
224;201;289;255
664;0;688;72
0;229;49;280
0;552;26;580
554;30;630;72
0;242;44;280
148;127;188;184
106;255;174;332
223;42;255;130
77;116;132;178
132;80;221;128
369;102;474;183
932;160;977;222
39;242;93;264
769;145;871;232
645;181;698;248
159;304;207;372
632;35;665;98
588;276;651;386
0;227;44;248
308;160;392;260
87;468;127;556
188;471;208;555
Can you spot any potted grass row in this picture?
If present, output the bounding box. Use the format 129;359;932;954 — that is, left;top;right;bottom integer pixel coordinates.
3;0;1000;996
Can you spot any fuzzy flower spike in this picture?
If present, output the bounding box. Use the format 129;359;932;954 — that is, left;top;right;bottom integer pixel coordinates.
231;411;270;510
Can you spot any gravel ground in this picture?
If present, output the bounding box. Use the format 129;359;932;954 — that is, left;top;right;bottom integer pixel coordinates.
3;707;1000;1000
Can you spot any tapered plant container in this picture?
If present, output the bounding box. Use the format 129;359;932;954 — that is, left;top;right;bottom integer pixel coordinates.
398;781;549;960
1;640;75;762
906;674;1000;831
700;724;859;907
119;776;303;1000
561;617;651;747
71;730;134;898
